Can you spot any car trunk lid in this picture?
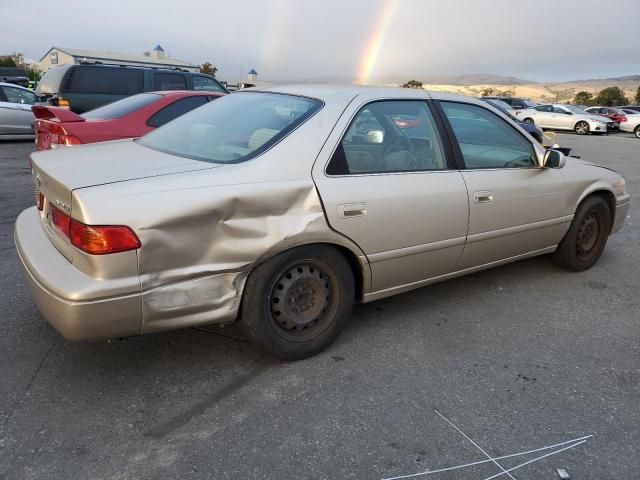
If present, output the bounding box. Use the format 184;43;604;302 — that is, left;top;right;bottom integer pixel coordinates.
30;139;220;261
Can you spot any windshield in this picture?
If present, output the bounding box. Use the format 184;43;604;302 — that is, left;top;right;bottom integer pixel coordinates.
81;93;163;120
524;99;538;108
138;92;323;164
484;99;513;112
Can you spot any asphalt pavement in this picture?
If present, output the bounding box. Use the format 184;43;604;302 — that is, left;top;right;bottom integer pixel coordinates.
0;133;638;480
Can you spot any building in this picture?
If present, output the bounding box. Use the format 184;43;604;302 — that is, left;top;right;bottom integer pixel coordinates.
247;68;258;83
38;45;200;72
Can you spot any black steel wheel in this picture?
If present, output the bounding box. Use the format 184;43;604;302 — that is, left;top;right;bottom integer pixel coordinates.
240;245;355;360
552;195;611;271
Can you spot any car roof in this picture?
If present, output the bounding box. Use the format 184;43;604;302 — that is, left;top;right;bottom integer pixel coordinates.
0;82;33;91
251;84;489;108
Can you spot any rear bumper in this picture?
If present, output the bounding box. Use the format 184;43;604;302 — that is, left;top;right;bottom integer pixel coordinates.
15;207;142;341
612;194;631;233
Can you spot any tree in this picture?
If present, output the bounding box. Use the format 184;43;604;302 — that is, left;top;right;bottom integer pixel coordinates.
200;62;218;77
402;80;423;89
594;86;628;106
480;87;494;97
0;55;18;67
573;91;593;105
635;86;640;105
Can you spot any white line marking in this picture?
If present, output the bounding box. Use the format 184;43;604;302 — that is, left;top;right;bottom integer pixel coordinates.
381;435;593;480
434;410;517;480
481;439;588;480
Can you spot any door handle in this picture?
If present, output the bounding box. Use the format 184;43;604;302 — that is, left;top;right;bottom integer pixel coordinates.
338;203;367;218
474;191;493;203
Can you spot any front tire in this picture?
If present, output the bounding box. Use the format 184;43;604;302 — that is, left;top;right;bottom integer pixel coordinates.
552;196;611;271
240;245;355;360
634;125;640;139
574;121;590;135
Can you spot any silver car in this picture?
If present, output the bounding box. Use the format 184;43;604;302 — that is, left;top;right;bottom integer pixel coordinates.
15;86;630;360
0;82;40;139
515;104;613;135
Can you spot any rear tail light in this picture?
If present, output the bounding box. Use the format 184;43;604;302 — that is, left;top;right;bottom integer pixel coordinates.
49;204;141;255
55;98;70;108
50;133;81;148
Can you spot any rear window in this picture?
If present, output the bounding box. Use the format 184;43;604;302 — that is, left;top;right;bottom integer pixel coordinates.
139;92;322;164
35;66;70;95
67;67;144;95
81;93;162;120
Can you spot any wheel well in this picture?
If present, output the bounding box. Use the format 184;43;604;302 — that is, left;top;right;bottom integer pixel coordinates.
584;190;615;232
329;244;365;302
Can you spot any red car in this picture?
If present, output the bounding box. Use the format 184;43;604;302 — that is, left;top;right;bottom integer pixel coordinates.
33;90;224;150
584;106;627;126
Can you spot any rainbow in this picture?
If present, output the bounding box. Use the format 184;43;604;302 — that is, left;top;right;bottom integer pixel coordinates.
356;0;400;85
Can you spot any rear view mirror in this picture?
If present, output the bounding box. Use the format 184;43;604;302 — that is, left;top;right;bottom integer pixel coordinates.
543;149;566;169
365;129;384;144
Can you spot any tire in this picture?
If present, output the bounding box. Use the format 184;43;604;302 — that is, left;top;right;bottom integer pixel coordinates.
239;245;355;361
523;118;534;124
552;196;612;271
574;121;590;135
634;125;640;139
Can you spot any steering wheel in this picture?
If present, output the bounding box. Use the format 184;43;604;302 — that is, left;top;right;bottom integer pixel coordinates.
382;136;419;169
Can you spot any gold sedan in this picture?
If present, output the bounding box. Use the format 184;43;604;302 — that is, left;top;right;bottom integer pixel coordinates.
15;86;630;360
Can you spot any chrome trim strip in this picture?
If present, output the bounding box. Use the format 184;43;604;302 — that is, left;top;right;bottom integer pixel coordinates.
368;236;466;263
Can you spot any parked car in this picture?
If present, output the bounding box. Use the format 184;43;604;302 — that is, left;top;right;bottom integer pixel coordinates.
620;107;640;116
0;82;42;139
514;104;613;134
32;90;224;150
35;64;228;113
0;67;29;87
483;96;538;110
619;114;640;138
480;97;544;142
16;86;630;360
584;106;627;126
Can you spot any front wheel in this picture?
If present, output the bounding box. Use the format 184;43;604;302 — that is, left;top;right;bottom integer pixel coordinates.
552;196;611;271
574;121;590;135
634;125;640;139
240;245;355;360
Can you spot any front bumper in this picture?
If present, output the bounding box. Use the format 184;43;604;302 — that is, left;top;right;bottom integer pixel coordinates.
15;208;142;341
612;194;631;233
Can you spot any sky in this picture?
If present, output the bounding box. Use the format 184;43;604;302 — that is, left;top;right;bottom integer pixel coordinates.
1;0;639;84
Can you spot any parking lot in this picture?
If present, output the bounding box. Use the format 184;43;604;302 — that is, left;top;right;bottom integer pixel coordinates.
0;132;638;479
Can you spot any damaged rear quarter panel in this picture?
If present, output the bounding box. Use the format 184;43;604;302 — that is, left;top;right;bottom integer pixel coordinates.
71;107;370;334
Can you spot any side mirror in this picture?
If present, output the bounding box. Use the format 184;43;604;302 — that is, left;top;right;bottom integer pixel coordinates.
543;149;566;169
365;129;384;144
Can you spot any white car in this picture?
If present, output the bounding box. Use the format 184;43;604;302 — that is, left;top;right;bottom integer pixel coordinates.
0;82;41;139
619;113;640;138
514;104;613;135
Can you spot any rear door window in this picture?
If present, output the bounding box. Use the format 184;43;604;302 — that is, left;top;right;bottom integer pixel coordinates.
67;67;144;95
146;96;209;127
154;73;187;90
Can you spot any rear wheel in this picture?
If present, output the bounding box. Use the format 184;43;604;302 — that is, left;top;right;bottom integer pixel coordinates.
240;245;355;360
523;117;534;124
552;196;611;271
574;121;590;135
634;125;640;139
